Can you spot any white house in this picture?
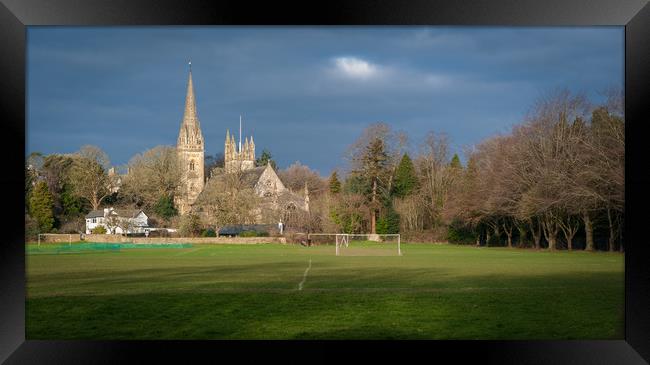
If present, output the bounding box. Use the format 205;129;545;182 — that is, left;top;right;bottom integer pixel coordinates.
85;207;149;235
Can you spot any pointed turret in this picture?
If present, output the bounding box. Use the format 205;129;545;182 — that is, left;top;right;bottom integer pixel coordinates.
225;130;231;160
249;136;255;160
177;65;203;148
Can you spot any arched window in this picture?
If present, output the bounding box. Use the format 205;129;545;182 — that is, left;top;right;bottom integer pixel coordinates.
189;160;195;171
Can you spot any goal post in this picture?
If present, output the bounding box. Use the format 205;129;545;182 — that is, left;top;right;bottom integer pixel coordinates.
307;233;402;256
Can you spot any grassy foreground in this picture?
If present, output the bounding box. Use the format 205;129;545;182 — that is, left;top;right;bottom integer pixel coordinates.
25;242;624;339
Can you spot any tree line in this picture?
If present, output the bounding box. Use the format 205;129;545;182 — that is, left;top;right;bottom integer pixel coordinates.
25;139;283;238
286;88;624;252
25;88;624;250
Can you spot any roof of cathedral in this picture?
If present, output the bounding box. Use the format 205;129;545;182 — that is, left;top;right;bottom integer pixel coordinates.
240;166;267;187
193;165;307;211
275;189;307;207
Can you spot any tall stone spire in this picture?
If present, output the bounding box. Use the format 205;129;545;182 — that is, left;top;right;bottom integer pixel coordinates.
182;68;198;127
175;61;204;215
177;64;203;147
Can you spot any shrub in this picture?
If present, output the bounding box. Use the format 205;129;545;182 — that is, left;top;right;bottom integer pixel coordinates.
179;213;202;237
239;230;269;237
201;228;216;237
376;209;400;234
25;214;40;241
447;220;475;245
91;226;107;234
487;232;502;247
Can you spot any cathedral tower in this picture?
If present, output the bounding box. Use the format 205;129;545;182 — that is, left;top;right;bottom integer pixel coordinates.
224;115;256;173
175;63;204;215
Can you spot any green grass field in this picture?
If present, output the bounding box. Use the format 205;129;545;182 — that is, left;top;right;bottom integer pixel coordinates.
25;242;624;339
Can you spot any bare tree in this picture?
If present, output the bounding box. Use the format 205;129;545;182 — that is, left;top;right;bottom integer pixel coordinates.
278;162;327;195
329;191;370;234
197;167;260;234
120;145;182;209
393;193;426;232
417;132;454;229
104;213;120;235
116;216;135;236
68;145;115;211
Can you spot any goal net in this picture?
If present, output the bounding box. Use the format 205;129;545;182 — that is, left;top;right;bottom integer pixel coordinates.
307;233;402;256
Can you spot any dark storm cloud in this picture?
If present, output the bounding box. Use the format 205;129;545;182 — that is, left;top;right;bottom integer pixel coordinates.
27;27;623;175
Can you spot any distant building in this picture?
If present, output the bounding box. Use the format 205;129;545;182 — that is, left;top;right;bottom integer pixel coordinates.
224;122;255;174
194;162;309;224
174;67;205;215
173;65;309;222
108;167;122;193
85;207;149;235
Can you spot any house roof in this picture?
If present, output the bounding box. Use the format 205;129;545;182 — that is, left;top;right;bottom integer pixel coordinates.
84;209;145;219
114;209;145;219
85;210;104;218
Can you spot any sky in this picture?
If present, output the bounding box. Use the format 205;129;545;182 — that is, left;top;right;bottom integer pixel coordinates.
26;26;624;176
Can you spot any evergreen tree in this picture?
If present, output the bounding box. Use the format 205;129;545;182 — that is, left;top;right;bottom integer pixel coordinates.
357;137;389;233
255;149;277;169
25;166;35;209
28;181;55;232
393;153;418;198
60;183;84;217
328;171;342;194
376;206;400;234
449;153;462;169
154;195;178;220
342;173;370;195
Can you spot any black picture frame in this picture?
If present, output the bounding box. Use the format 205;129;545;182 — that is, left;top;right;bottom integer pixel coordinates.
1;0;648;363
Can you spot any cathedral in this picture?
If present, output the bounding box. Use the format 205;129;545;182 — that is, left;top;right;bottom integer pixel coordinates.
174;66;309;222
